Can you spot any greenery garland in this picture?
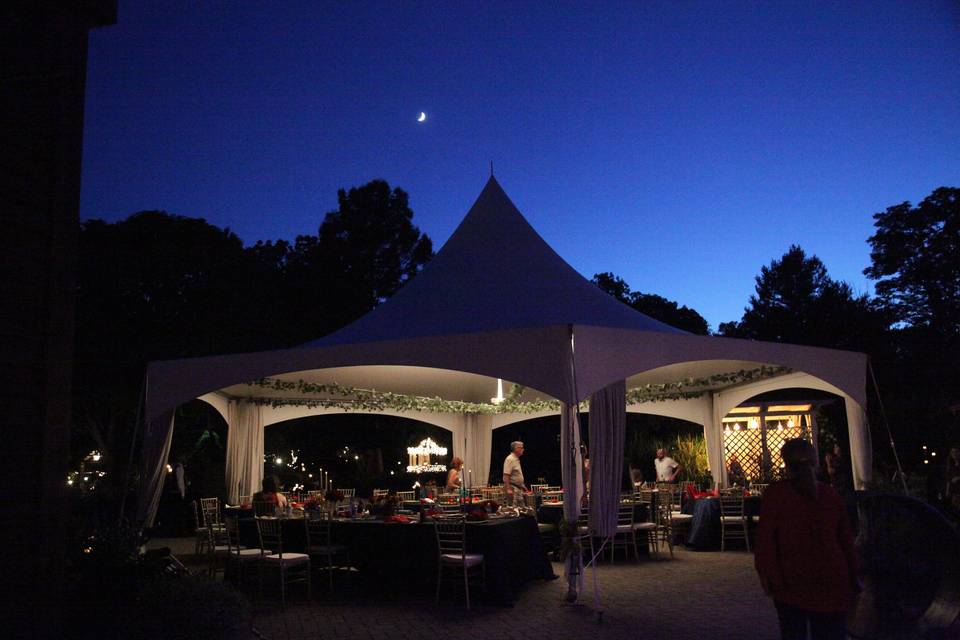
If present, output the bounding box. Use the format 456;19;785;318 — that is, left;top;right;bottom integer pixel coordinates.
242;365;789;414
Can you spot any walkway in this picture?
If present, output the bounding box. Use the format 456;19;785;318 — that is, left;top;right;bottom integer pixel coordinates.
153;538;779;640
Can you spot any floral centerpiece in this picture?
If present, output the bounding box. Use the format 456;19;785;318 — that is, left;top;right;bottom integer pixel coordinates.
304;496;322;512
324;489;345;503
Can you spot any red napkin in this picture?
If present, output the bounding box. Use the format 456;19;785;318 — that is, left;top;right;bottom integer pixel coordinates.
383;515;411;524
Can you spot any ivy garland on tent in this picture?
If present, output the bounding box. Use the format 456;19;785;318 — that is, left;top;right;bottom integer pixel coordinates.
244;365;789;414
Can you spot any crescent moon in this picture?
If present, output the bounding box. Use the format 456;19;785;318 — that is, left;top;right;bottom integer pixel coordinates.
417;112;427;122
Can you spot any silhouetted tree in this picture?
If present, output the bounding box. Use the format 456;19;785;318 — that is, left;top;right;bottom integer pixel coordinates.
267;179;433;344
863;188;960;458
591;272;710;334
717;245;888;353
864;187;959;336
74;211;275;484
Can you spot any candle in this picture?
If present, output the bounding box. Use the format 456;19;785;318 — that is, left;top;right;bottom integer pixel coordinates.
468;469;473;488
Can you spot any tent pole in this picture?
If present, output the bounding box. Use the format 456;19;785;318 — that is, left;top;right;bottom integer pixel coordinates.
868;362;908;494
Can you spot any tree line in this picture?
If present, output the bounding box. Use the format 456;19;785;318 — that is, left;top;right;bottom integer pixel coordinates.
73;182;958;484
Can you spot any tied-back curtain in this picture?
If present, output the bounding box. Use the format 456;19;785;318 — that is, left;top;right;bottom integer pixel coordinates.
588;381;626;537
135;411;175;527
463;413;492;488
225;400;264;503
845;398;872;489
560;401;584;593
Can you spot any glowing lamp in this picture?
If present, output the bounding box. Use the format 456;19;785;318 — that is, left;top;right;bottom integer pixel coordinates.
491;378;505;405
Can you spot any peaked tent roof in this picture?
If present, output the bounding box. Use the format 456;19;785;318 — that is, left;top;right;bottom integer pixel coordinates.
309;176;685;347
145;177;868;422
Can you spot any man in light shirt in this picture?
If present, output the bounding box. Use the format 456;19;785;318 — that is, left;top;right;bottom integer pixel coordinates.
654;447;682;482
503;441;528;506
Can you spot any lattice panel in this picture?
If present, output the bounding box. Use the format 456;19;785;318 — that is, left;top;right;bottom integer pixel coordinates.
723;429;763;481
724;425;811;483
764;426;807;474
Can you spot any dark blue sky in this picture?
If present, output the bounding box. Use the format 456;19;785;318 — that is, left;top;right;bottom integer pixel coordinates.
80;1;959;330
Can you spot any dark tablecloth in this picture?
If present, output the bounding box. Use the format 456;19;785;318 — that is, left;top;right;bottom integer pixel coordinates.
684;496;762;550
536;502;649;526
226;509;554;605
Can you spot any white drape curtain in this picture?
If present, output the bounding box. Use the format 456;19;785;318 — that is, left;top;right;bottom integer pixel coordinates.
708;393;726;488
560;402;584;594
135;411;175;527
225;400;264;504
462;413;493;487
845;397;872;489
588;381;625;537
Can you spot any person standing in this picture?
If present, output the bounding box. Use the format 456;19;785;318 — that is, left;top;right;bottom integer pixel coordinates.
446;457;464;492
755;438;859;640
654;447;682;482
502;441;528;506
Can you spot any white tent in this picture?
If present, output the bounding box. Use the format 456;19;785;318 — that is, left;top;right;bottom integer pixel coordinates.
137;177;872;526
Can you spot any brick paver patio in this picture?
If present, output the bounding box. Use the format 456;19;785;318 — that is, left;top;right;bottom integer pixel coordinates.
154;538;779;640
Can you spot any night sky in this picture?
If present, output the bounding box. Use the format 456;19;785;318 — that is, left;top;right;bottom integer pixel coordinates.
80;2;959;330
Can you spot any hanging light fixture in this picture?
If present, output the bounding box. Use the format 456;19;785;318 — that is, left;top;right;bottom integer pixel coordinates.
491;378;505;405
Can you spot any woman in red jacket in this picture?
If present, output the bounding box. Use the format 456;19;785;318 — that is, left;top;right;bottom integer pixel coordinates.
755;438;859;640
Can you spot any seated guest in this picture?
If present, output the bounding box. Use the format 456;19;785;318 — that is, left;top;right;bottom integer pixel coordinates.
252;475;288;509
727;453;747;486
447;457;465;491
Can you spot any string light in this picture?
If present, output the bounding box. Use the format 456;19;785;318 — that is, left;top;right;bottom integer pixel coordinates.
406;437;448;473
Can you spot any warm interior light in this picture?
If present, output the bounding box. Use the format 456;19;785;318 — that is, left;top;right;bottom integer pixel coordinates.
767;404;812;413
728;407;761;414
491;378;505;405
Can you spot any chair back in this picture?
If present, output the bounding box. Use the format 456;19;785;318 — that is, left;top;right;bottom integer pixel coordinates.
256;516;284;556
238;494;251;505
719;491;746;517
253;500;276;517
665;484;683;510
224;515;243;553
340;488;355;498
576;498;591;526
396;490;415;501
655;499;673;527
750;483;769;496
372;489;388;498
541;491;563;503
617;502;635;527
200;497;220;527
304;514;333;552
529;484;549;493
434;515;467;559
